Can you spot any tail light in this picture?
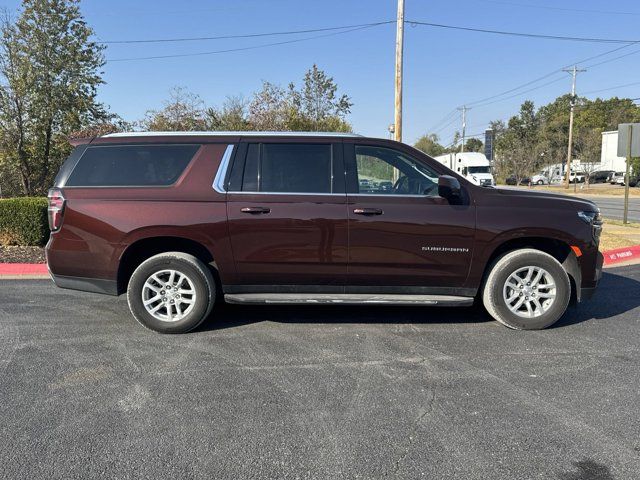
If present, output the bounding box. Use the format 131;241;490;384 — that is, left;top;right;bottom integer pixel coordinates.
47;188;66;232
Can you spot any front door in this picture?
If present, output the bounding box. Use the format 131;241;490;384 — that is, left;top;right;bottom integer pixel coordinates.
345;143;476;290
226;141;348;287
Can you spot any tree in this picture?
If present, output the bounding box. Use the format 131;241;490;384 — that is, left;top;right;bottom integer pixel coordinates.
247;65;352;132
414;133;446;157
206;96;251;131
494;101;541;184
574;126;603;187
247;81;290;131
464;138;483;153
142;86;207;131
297;64;352;128
491;95;640;185
0;0;107;196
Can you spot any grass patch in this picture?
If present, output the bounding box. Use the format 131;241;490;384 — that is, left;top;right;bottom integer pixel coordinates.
600;219;640;251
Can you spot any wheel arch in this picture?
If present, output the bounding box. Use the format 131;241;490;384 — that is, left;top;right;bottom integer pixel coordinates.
479;236;581;303
116;236;220;295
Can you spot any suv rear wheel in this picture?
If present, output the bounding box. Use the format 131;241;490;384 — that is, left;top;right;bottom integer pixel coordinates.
127;252;215;333
482;248;571;330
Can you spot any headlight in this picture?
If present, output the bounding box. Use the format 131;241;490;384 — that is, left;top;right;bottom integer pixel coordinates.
578;210;601;224
578;210;602;242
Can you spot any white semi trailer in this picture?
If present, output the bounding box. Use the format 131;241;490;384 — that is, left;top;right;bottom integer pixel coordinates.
434;152;495;186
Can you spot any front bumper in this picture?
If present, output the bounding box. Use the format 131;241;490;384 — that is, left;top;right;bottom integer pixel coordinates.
579;251;603;302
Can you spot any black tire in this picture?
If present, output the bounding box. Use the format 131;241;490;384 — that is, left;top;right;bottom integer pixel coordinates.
127;252;216;333
536;180;544;185
482;248;571;330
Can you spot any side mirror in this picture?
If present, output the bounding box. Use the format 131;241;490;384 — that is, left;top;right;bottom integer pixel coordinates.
438;175;461;200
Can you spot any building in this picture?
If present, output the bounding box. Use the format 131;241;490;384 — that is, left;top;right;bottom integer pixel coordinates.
601;130;628;172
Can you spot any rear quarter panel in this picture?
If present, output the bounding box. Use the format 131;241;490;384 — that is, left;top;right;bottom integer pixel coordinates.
46;143;236;283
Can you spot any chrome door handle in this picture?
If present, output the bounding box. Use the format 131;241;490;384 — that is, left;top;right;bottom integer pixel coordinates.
353;208;383;216
240;206;271;214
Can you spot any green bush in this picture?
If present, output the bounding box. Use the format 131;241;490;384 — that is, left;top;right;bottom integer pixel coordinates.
0;197;49;246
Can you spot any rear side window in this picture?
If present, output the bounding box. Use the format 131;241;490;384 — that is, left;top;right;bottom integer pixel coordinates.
241;143;332;193
65;144;200;187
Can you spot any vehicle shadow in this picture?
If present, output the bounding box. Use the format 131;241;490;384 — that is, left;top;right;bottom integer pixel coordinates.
554;269;640;328
557;459;615;480
200;303;489;332
199;269;640;332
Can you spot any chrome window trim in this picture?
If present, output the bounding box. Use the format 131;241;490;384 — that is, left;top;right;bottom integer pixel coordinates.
212;144;235;193
223;191;436;198
226;190;345;196
348;193;439;198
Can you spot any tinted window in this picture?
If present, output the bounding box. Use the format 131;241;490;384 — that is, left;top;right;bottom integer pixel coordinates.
66;144;200;187
467;166;491;174
355;146;440;196
241;143;260;192
54;144;88;188
241;144;332;193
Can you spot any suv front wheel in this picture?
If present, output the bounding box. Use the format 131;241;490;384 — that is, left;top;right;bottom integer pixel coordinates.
482;248;571;330
127;252;216;333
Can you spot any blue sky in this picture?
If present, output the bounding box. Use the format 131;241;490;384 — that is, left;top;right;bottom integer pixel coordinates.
4;0;640;144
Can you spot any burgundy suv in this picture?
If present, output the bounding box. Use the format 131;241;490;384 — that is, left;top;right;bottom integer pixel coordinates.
46;132;603;333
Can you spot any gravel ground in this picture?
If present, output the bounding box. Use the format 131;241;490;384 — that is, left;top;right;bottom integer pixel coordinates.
0;245;46;263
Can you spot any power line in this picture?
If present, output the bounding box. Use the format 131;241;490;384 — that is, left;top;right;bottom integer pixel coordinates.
473;0;640;16
463;41;640;108
426;108;458;133
433;114;461;135
107;24;385;62
584;47;640;68
406;20;639;44
582;81;640;95
103;19;639;48
422;27;640;131
100;21;395;44
471;76;567;108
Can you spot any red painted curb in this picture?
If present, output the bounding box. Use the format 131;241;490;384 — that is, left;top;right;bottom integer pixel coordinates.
0;263;49;276
602;245;640;266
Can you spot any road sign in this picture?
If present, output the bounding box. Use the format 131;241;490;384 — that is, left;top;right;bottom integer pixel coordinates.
617;123;640;157
484;129;494;162
618;123;640;224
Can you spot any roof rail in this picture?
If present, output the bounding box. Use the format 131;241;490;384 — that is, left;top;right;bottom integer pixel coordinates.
102;131;363;138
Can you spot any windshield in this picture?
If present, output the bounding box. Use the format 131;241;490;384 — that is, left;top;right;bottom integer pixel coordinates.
467;166;491;174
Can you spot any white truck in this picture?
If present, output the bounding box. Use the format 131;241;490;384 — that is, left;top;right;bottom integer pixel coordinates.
434;152;495;187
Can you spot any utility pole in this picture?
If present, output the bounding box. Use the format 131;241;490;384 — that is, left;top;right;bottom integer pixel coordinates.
563;65;586;189
458;105;468;152
394;0;404;143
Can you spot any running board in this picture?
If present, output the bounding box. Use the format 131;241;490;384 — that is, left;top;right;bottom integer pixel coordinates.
224;293;474;307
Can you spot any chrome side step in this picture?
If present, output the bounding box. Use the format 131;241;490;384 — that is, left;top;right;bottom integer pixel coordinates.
224;293;474;307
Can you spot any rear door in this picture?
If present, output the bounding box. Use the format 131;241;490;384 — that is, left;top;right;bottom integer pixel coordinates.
345;142;476;290
225;141;348;287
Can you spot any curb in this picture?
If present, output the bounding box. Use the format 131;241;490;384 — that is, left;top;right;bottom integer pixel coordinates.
602;245;640;267
1;246;640;279
0;263;49;278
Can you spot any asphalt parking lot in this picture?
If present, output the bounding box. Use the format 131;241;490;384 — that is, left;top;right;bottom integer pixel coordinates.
1;266;640;479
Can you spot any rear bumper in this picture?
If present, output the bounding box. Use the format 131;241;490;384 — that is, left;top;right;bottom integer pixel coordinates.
50;273;118;296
